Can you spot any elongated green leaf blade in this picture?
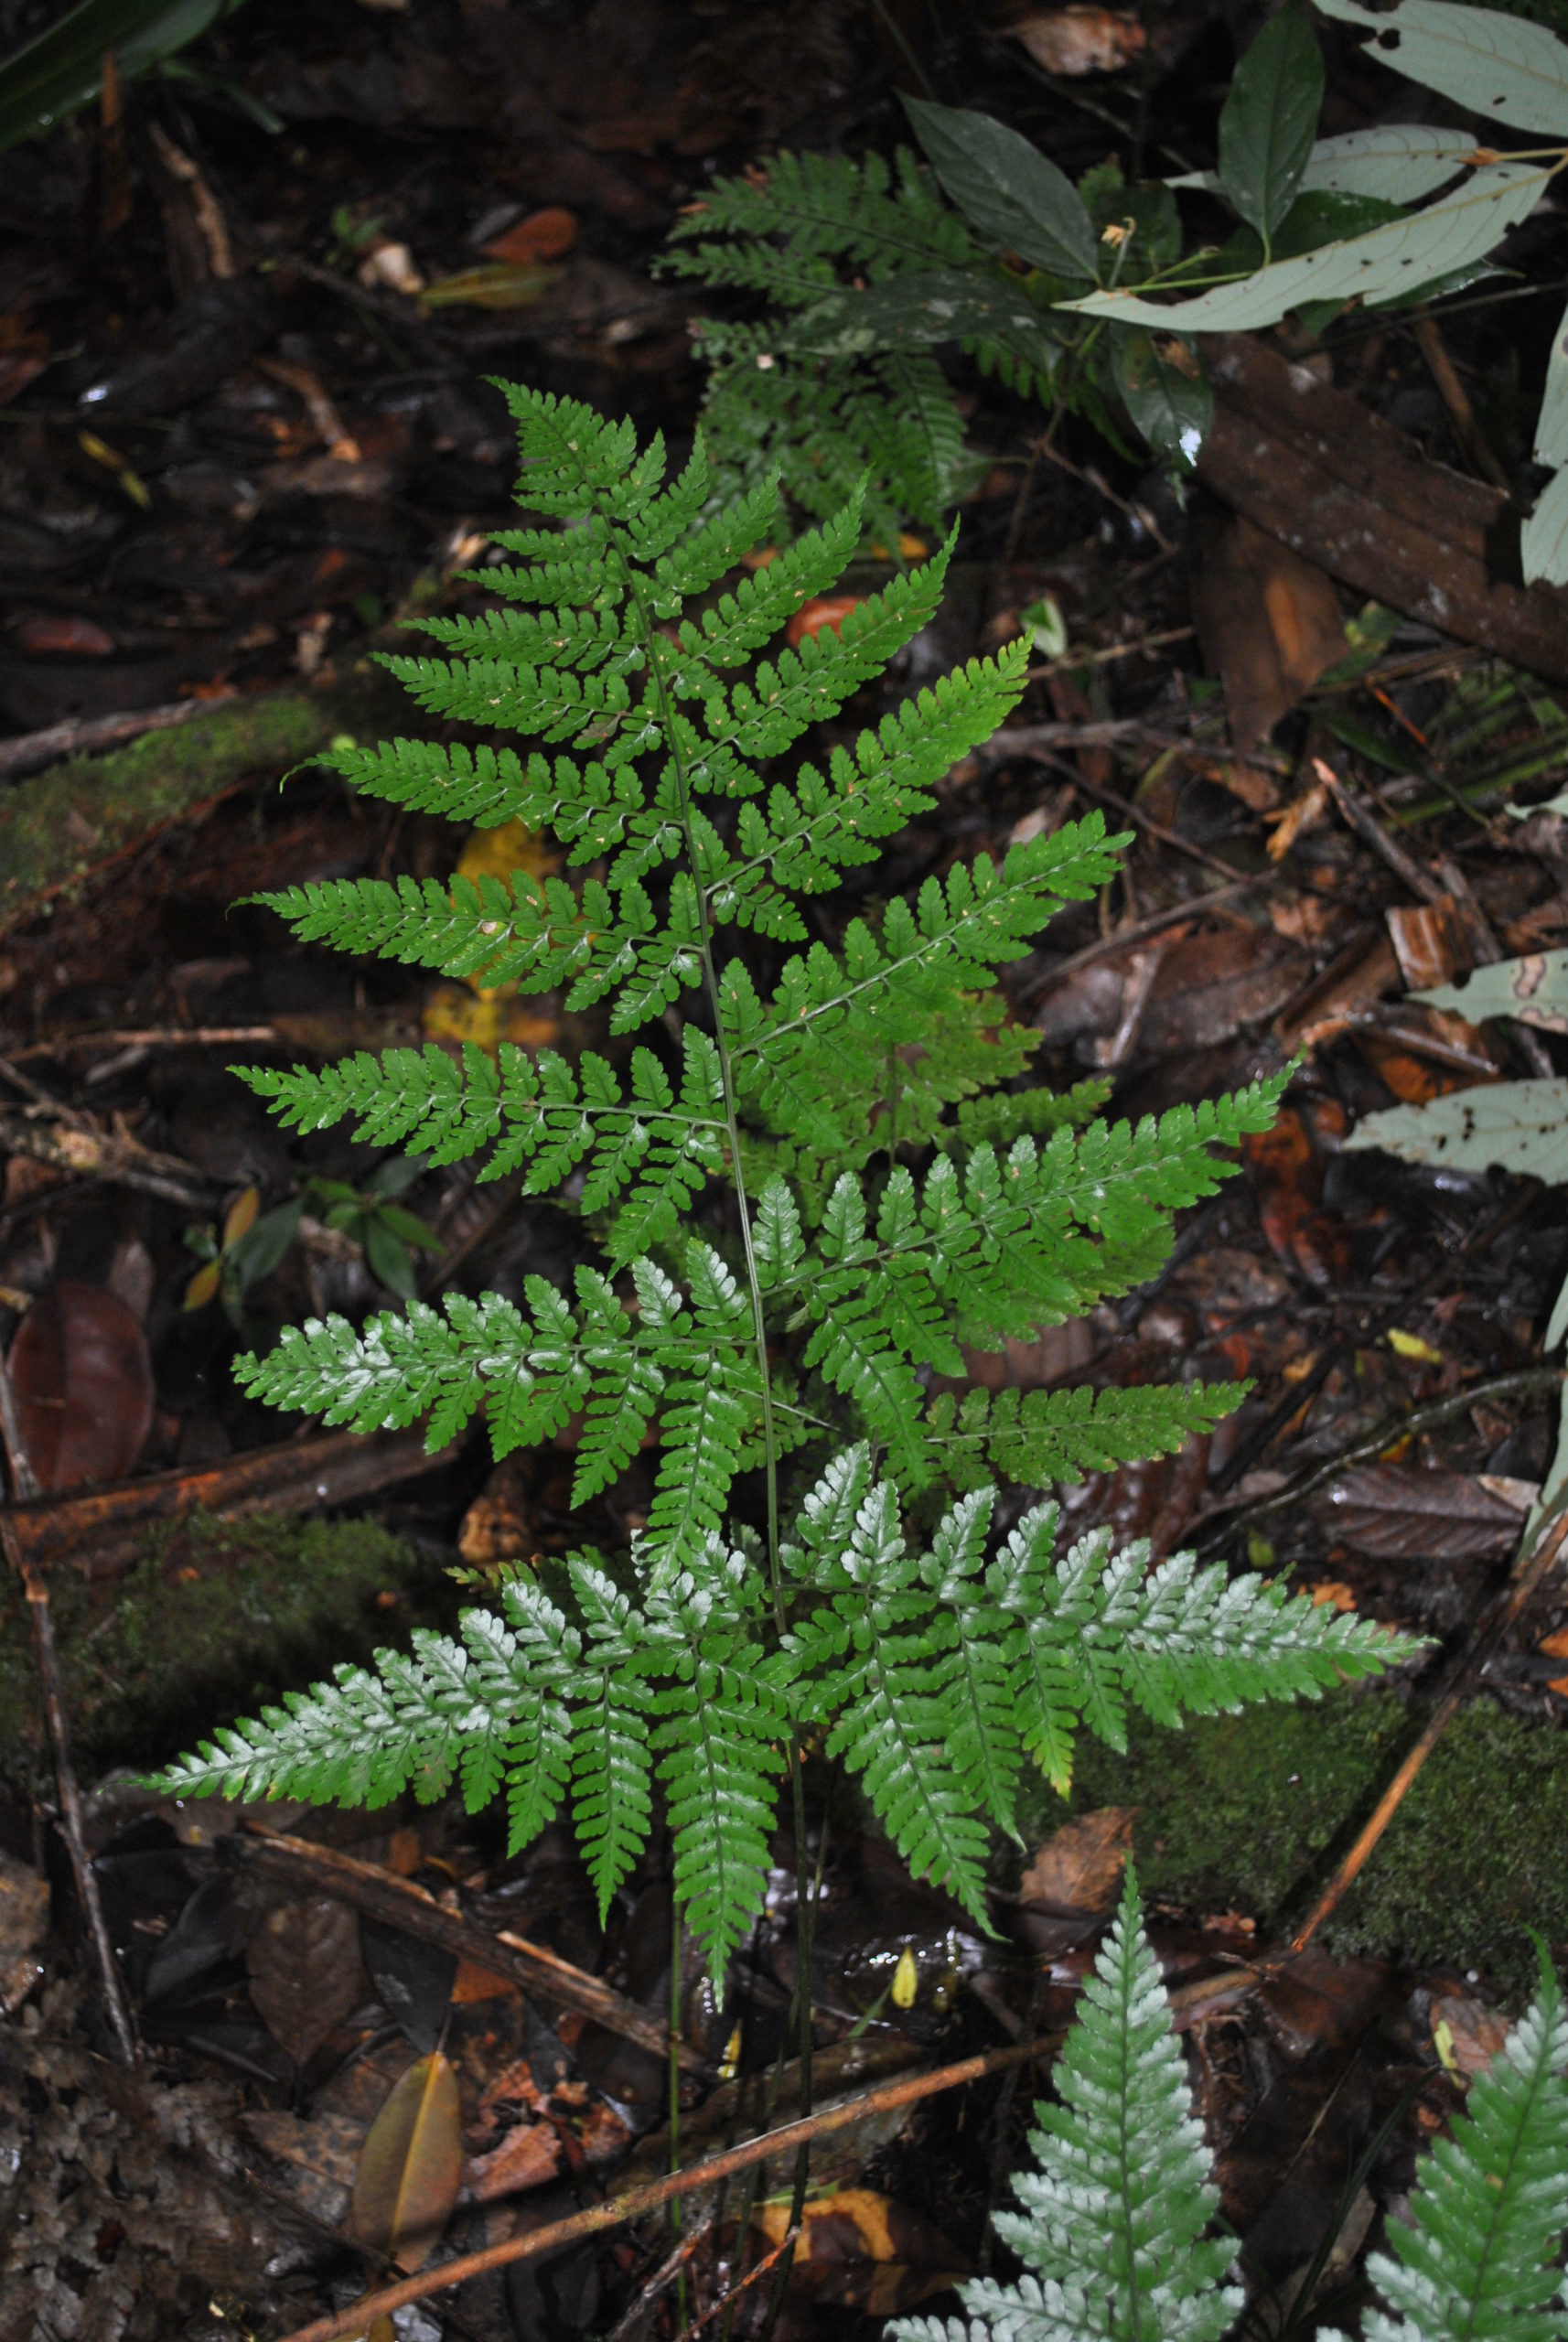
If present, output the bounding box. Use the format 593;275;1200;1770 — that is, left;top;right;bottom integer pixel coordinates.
1536;299;1568;465
1346;1076;1568;1182
0;0;235;153
902;95;1099;282
1061;161;1546;330
1524;465;1568;587
1301;124;1485;202
1218;6;1325;242
1316;0;1568;136
1167;124;1478;203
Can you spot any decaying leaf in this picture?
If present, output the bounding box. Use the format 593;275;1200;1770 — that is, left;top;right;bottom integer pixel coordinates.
6;1281;156;1490
1019;1807;1138;1913
1385;898;1471;994
1006;6;1146;73
352;2050;464;2273
0;1846;48;2016
750;2187;967;2315
246;1896;363;2067
1419;949;1568;1036
1313;1465;1534;1560
1191;511;1348;753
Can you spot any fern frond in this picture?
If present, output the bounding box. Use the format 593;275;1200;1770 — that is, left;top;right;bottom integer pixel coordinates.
566;1554;655;1917
788;1471;994;1925
307;736;538;826
995;1507;1423;1792
647;1540;787;1979
1357;1942;1568;2342
893;1866;1241;2342
729;815;1128;1149
925;1380;1247;1493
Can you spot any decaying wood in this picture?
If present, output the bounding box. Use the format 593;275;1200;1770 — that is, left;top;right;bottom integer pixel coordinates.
7;1423;466;1579
230;1825;708;2074
1197;335;1568;686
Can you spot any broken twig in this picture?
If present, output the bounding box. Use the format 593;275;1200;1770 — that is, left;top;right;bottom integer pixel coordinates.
0;1342;138;2064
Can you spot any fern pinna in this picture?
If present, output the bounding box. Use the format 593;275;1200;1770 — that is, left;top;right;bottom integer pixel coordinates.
896;1871;1568;2342
159;388;1413;1980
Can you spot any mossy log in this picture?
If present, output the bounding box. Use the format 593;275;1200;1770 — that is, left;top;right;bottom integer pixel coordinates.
0;1509;445;1797
0;661;410;935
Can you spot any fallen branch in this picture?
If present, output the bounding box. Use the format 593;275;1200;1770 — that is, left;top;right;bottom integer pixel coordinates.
0;695;234;785
0;1342;137;2064
1197;335;1568;687
271;2028;1060;2342
230;1824;707;2074
1292;1499;1568;1950
8;1423;466;1580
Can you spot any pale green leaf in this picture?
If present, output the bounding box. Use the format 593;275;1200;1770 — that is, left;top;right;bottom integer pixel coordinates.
1536;299;1568;465
1218;6;1324;242
1062;162;1547;330
1301;124;1485;201
1416;949;1568;1036
1345;1077;1568;1182
902;95;1099;281
1315;0;1568;138
1523;465;1568;588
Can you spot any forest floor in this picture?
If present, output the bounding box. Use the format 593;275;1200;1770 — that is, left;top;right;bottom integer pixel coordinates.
5;2;1568;2338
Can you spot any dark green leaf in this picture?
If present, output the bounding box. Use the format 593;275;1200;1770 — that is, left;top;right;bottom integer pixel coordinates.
1109;325;1213;473
902;96;1099;282
225;1198;304;1293
786;268;1067;381
373;1204;443;1252
1218;6;1325;243
364;1217;418;1299
366;1154;427;1200
0;0;245;155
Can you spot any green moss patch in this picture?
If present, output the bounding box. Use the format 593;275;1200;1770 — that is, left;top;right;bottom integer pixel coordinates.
0;1510;442;1795
1031;1692;1568;1995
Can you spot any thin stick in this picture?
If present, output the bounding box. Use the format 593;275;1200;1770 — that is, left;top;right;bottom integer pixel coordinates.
1291;1501;1568;1951
0;1348;137;2065
272;2030;1060;2342
0;694;231;784
234;1826;706;2072
675;2226;799;2342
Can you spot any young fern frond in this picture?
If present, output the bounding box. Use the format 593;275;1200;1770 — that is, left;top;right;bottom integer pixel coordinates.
158;383;1420;1980
898;1885;1568;2342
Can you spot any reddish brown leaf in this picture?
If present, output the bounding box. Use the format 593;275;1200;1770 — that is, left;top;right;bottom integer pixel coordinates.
1313;1466;1533;1561
480;206;577;264
785;595;861;647
15;615;116;657
1006;5;1146;72
1019;1808;1138;1914
1192;510;1347;754
6;1283;155;1491
246;1896;363;2068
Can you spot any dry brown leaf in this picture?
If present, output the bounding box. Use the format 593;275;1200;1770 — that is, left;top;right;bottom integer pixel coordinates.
246;1896;362;2067
1313;1466;1534;1561
1007;6;1145;73
1192;511;1347;754
353;2050;464;2272
1019;1807;1138;1913
1432;1993;1509;2077
1385;898;1470;992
